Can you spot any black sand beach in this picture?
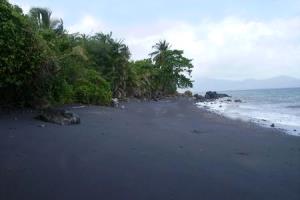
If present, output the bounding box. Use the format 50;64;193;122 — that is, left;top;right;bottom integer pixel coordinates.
0;97;299;200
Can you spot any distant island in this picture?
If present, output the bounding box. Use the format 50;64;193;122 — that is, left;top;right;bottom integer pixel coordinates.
193;76;300;92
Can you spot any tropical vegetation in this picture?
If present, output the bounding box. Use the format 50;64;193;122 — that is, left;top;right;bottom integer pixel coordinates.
0;0;194;108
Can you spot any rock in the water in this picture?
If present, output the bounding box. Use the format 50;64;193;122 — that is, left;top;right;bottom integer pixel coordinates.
205;91;230;100
111;98;119;107
120;105;125;109
234;99;242;103
217;93;230;98
271;123;275;128
36;108;80;125
193;94;205;102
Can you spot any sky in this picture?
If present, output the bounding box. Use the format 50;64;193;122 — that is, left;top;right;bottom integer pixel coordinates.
9;0;300;81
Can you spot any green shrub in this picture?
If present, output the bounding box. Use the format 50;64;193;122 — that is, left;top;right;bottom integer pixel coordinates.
74;69;112;105
0;1;54;106
184;90;193;97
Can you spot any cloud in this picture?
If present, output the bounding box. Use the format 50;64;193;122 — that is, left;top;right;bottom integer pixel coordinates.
67;15;107;34
7;0;300;80
9;0;30;13
124;17;300;80
9;0;65;19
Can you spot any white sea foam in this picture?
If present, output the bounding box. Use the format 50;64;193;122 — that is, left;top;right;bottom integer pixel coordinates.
196;90;300;137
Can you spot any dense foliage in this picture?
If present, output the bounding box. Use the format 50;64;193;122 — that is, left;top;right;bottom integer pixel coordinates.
0;0;194;107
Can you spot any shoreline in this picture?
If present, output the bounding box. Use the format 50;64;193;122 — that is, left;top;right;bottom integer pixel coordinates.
1;97;300;200
194;93;300;137
196;101;300;137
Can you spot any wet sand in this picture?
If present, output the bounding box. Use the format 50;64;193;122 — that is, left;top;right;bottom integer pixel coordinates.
0;97;299;200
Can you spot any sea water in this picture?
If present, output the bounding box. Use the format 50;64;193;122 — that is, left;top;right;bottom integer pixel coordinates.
196;88;300;136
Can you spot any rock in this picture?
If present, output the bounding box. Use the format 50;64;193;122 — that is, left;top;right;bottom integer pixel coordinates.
204;91;217;99
72;105;86;109
236;152;249;156
226;99;232;102
271;123;275;128
184;90;193;97
36;108;80;125
193;94;206;102
120;105;125;109
204;91;230;100
234;99;242;103
111;98;119;107
192;129;202;134
294;129;297;132
152;91;163;100
38;124;46;128
217;93;230;98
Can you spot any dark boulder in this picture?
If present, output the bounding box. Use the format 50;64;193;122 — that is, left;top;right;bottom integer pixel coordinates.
193;94;205;102
271;123;275;128
234;99;242;103
205;91;230;100
111;98;119;107
217;93;230;98
36;108;80;125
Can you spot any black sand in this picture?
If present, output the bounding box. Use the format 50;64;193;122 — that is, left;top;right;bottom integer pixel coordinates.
0;97;299;200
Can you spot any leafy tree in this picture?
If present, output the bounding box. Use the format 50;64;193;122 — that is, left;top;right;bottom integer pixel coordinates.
84;33;131;98
0;0;194;108
150;40;193;95
0;0;54;105
150;40;171;66
128;59;157;98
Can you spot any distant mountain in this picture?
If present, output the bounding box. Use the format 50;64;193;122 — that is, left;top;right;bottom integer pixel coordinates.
192;76;300;92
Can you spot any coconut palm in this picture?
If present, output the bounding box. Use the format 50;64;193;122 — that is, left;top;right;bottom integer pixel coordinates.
149;40;194;94
29;7;63;32
149;40;171;66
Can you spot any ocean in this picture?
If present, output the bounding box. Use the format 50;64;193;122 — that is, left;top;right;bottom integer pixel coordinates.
196;88;300;136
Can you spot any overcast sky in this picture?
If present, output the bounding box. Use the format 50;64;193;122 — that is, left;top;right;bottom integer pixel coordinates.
10;0;300;80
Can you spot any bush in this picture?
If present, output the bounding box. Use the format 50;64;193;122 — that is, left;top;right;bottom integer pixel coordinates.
74;69;112;105
184;90;193;97
0;1;53;106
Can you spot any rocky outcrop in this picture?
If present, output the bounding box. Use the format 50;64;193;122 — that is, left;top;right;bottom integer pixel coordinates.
36;108;80;125
193;94;205;102
193;91;231;102
111;98;119;107
205;91;230;99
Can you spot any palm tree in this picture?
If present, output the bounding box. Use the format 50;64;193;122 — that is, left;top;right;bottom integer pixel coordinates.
29;7;63;32
149;40;171;66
